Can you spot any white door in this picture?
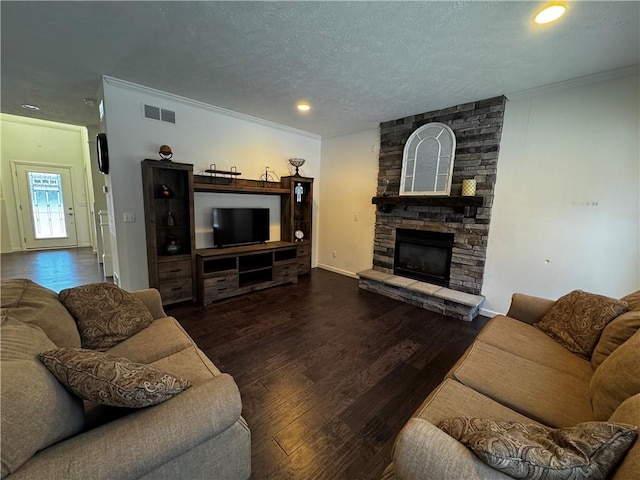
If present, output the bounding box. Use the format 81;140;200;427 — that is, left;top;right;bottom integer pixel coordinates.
13;163;78;249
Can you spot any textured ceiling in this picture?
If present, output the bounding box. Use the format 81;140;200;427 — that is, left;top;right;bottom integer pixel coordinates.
1;1;638;137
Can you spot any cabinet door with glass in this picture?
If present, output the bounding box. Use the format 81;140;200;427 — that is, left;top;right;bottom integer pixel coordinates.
281;176;313;274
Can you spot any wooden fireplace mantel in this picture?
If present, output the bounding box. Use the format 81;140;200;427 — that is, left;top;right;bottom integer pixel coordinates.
371;195;483;216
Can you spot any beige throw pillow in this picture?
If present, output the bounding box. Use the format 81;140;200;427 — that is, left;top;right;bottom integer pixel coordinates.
534;290;629;359
591;310;640;370
439;417;637;480
59;283;154;351
39;348;192;408
590;330;640;420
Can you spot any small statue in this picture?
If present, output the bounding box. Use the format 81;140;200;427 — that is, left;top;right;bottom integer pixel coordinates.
295;183;303;202
159;145;173;161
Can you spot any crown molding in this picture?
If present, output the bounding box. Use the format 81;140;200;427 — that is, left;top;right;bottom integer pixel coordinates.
506;64;639;101
102;76;321;140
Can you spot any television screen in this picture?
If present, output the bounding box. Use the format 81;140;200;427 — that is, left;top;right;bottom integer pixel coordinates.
212;208;270;247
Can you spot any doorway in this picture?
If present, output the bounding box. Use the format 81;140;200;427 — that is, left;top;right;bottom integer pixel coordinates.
11;162;78;250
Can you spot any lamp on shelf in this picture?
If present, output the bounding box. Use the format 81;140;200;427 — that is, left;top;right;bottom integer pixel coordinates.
288;158;305;176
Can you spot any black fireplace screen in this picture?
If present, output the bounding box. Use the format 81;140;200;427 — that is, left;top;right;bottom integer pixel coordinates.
394;229;454;286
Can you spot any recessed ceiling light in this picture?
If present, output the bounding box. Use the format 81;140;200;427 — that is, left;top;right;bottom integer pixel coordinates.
297;102;311;112
21;104;40;111
534;4;566;24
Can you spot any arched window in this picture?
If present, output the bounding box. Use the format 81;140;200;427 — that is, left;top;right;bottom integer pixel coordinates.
400;122;456;196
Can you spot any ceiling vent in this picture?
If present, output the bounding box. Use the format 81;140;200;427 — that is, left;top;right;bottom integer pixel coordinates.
143;104;175;124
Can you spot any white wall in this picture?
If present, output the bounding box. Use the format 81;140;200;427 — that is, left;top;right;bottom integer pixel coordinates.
0;114;93;252
482;69;640;315
317;129;379;277
102;77;321;291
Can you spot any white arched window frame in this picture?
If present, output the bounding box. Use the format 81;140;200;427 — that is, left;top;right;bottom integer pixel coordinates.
400;122;456;196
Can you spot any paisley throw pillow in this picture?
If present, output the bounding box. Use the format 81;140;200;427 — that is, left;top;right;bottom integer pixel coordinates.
59;283;154;351
534;290;628;359
439;417;636;480
39;348;191;408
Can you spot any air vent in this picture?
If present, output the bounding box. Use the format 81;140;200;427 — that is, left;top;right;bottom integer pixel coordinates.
143;104;160;120
143;104;176;124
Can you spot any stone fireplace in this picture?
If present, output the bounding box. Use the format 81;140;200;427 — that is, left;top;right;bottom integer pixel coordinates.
359;96;506;320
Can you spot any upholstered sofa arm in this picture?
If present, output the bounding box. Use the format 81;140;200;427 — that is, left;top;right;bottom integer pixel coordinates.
10;374;242;480
506;293;555;325
132;288;167;320
393;418;512;480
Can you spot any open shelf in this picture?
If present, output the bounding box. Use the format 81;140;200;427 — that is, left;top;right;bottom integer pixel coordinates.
196;241;299;304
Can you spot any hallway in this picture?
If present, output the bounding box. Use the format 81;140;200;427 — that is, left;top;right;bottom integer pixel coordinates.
1;247;106;292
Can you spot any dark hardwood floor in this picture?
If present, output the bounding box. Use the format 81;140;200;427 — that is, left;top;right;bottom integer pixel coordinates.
1;247;106;292
1;250;489;479
168;269;489;480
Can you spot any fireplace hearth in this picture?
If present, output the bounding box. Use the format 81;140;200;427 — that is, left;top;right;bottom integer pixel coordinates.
394;229;454;287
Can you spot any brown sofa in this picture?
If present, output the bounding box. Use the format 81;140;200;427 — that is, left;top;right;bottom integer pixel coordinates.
1;279;251;480
383;290;640;479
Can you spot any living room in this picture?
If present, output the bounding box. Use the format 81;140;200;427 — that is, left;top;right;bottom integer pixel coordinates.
1;2;639;479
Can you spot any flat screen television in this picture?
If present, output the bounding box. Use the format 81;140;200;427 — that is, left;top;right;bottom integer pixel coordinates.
212;208;270;248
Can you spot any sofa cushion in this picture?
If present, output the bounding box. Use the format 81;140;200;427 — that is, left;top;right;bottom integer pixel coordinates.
59;283;154;351
609;394;640;480
106;316;193;364
439;417;637;480
590;330;640;420
39;348;192;408
1;316;84;477
534;290;629;359
591;310;640;370
477;315;593;381
621;290;640;311
451;342;593;427
415;378;542;427
0;278;80;348
150;345;222;385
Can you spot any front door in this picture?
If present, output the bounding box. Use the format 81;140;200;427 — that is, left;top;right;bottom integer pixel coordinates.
12;162;78;249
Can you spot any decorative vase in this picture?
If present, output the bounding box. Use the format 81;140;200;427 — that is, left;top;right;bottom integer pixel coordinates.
166;211;175;227
165;236;181;255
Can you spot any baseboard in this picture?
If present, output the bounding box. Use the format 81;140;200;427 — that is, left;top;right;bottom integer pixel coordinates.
480;307;502;318
317;264;358;279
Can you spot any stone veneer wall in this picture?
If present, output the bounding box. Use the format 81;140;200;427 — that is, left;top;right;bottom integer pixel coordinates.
373;96;506;295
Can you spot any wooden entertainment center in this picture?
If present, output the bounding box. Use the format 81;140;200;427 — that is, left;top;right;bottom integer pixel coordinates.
141;159;313;305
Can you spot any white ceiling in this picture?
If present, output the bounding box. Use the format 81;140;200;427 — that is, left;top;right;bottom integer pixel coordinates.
1;1;638;137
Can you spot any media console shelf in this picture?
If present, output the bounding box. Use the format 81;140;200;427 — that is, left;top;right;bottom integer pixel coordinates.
197;241;298;304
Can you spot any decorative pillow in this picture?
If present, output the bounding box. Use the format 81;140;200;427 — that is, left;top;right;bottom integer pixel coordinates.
534;290;629;359
59;283;154;351
1;316;84;477
439;417;637;480
621;290;640;311
39;348;192;408
590;329;640;420
591;310;640;370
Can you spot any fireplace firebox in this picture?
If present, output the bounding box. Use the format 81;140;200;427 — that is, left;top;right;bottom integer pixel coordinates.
394;229;454;287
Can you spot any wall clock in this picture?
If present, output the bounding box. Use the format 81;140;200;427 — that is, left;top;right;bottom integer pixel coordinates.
97;132;109;174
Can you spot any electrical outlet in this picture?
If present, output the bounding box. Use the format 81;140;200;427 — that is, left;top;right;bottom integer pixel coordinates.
332;250;337;258
123;212;136;223
353;214;359;221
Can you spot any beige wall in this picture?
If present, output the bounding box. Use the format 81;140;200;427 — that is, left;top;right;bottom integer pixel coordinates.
0;114;94;252
317;129;379;277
